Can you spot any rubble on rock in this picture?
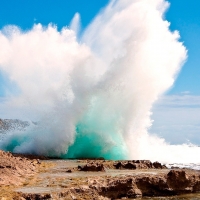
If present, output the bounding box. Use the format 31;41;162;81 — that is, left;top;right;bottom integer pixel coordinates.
78;162;105;171
17;169;200;199
0;150;40;186
0;151;200;199
77;159;167;171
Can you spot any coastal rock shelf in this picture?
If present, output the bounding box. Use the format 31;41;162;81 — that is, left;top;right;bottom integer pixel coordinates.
0;151;200;199
17;167;200;199
0;150;40;186
76;160;167;172
83;170;200;199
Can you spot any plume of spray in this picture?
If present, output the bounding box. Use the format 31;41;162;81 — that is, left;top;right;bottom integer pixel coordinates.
0;0;198;163
70;13;81;38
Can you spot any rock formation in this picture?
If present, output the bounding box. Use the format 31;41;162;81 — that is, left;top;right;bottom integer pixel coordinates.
77;159;167;170
78;162;105;171
0;150;40;186
0;150;200;199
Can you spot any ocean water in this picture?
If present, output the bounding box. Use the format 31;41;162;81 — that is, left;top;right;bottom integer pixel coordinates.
167;163;200;171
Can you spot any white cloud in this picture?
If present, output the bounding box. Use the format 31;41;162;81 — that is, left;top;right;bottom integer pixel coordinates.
181;91;190;95
154;94;200;107
150;94;200;144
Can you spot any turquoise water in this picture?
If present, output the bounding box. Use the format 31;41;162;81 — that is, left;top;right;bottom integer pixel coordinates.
0;93;128;160
0;117;128;160
63;120;128;160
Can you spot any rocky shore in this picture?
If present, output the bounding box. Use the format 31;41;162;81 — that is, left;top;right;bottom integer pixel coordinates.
0;150;41;186
0;151;200;199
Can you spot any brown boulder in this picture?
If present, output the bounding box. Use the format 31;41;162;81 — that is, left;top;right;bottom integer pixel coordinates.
21;193;52;200
114;161;137;169
136;175;172;196
167;170;193;192
78;163;105;171
92;177;142;199
153;161;163;169
123;161;137;169
113;160;166;170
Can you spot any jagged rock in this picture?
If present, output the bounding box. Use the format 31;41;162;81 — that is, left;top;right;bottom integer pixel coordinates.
78;162;105;171
0;150;40;186
167;170;195;192
135;175;172;196
114;161;122;169
86;169;200;198
21;193;52;200
5;159;200;199
153;161;163;169
113;160;166;170
90;177;137;199
1;151;200;199
114;161;136;169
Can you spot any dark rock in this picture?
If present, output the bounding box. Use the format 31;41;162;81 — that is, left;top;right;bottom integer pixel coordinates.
171;166;180;169
142;160;154;168
21;193;52;200
153;161;163;169
136;175;172;196
113;160;166;170
78;163;105;172
98;178;136;199
167;170;192;192
127;188;142;198
122;161;137;169
162;165;168;169
114;161;122;169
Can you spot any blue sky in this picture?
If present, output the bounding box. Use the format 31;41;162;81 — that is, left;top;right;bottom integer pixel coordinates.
166;0;200;95
0;0;199;95
0;0;109;96
0;0;108;30
149;0;200;145
0;0;199;145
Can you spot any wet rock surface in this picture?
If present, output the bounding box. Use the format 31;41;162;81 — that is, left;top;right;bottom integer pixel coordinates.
0;152;200;199
76;159;167;171
78;162;105;171
113;160;167;170
16;168;200;200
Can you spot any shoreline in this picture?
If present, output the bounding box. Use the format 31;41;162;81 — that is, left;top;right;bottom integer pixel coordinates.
1;150;200;199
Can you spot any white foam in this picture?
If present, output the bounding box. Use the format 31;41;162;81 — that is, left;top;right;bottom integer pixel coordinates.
0;0;197;164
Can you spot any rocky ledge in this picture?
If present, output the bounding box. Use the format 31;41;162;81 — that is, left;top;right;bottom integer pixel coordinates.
0;151;200;199
18;168;200;200
0;150;41;186
89;169;200;199
76;159;167;172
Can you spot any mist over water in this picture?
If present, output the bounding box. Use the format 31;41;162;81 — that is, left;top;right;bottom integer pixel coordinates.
0;0;198;163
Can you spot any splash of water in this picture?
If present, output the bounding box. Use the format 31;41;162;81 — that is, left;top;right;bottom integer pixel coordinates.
0;0;197;163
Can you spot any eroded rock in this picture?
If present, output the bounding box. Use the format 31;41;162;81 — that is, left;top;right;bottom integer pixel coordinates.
78;162;105;171
167;170;197;193
113;160;167;170
0;150;41;186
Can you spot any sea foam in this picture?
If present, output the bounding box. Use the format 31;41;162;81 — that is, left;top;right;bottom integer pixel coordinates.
0;0;197;164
